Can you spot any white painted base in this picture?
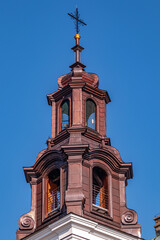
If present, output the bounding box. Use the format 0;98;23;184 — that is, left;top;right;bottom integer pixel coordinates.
25;214;142;240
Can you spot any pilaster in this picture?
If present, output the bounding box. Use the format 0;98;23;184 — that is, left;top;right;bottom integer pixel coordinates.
62;144;88;215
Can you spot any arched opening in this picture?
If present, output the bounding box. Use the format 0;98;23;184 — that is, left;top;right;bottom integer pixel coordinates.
61;100;70;131
92;167;108;209
47;169;60;213
86;99;96;130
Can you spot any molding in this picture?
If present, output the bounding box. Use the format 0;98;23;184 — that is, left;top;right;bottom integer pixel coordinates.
62;144;89;156
47;85;72;104
83;127;110;145
24;213;142;240
69;62;86;69
83;84;111;103
84;148;133;179
48;129;70;146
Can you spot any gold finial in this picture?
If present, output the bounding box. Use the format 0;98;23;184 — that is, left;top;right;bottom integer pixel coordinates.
74;33;81;39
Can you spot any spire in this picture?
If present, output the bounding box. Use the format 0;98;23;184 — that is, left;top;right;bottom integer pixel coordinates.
69;34;86;70
68;8;87;71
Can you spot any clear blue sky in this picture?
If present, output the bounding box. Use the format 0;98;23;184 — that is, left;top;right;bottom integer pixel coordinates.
0;1;160;239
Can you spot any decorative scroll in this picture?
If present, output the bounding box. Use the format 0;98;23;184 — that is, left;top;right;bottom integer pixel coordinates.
19;215;35;230
121;211;137;225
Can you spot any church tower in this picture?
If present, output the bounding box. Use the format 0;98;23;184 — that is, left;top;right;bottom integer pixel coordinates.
17;10;141;240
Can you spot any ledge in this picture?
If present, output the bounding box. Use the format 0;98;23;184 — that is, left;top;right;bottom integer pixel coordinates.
92;204;109;215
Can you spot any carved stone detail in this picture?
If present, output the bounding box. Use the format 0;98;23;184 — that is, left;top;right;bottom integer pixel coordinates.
121;210;137;225
18;215;35;230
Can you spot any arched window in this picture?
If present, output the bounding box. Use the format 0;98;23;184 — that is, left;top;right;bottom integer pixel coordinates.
61;100;70;131
92;167;108;209
47;169;60;213
86;99;96;130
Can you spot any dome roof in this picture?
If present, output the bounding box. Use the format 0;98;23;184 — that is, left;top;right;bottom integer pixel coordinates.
58;71;99;89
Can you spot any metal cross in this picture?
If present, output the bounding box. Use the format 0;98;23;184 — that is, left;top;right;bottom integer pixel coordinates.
68;8;87;34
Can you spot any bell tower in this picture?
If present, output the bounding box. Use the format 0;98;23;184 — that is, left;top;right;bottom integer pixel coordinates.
17;9;141;240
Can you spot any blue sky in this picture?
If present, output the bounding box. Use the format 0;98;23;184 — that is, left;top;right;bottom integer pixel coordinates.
0;1;160;239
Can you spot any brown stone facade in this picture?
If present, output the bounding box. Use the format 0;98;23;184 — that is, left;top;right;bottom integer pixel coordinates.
17;37;141;239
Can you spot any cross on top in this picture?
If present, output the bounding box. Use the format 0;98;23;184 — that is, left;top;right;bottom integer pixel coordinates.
68;8;87;34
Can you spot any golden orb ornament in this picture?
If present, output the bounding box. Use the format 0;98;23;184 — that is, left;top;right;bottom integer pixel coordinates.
74;33;81;39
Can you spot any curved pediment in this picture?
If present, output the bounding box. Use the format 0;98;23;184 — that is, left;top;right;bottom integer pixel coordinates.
24;150;66;182
84;148;133;179
34;150;66;175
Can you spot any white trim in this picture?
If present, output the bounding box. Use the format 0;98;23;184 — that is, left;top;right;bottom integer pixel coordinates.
25;213;141;240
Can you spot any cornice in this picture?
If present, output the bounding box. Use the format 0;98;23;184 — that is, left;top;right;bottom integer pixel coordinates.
24;213;142;240
83;127;110;145
47;85;72;104
83;84;111;103
50;129;69;146
23;167;36;183
61;144;89;157
47;76;111;105
48;127;110;150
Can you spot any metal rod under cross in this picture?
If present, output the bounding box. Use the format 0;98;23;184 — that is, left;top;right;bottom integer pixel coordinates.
68;8;87;34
